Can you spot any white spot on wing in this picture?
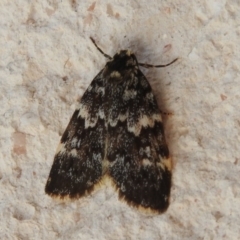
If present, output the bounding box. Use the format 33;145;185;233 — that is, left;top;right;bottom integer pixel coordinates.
123;89;137;100
96;87;105;95
70;149;78;157
142;158;152;166
146;92;154;101
93;153;102;162
77;103;89;119
145;146;151;157
77;103;104;128
99;109;105;119
87;85;93;91
108;113;128;127
71;138;78;148
139;146;151;157
128;114;162;136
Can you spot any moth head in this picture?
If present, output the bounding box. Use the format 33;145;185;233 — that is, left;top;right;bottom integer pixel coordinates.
107;50;138;72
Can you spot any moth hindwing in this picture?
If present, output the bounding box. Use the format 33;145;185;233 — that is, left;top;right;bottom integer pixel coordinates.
45;38;177;213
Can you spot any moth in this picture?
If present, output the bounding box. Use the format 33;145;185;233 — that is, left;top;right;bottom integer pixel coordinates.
45;38;177;213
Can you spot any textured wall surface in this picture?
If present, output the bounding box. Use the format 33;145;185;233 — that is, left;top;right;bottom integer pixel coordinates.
1;0;240;239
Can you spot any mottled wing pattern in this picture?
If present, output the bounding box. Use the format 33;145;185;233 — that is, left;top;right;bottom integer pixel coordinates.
45;71;106;198
45;44;173;213
104;52;172;212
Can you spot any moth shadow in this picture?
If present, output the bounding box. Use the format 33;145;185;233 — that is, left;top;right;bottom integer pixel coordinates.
142;68;172;115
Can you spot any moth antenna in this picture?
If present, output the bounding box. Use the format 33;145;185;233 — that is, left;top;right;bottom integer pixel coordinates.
139;58;178;68
90;37;112;60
